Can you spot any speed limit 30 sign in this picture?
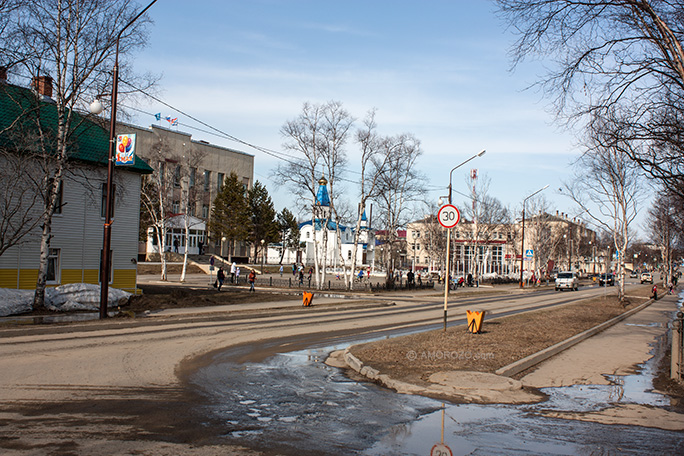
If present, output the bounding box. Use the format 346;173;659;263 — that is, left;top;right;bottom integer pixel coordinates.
438;204;460;228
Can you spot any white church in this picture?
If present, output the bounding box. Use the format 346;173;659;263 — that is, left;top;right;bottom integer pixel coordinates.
268;176;375;269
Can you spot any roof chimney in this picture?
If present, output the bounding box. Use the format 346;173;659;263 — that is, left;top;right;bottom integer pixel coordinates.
0;67;6;83
31;76;53;98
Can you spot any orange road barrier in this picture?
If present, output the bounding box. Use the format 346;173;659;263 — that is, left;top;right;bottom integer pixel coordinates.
466;310;485;334
302;292;314;307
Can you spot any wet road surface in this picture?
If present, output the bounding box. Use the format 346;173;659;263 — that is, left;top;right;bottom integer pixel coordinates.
192;331;684;455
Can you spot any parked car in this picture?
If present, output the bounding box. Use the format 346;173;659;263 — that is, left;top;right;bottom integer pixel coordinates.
629;270;638;278
598;273;615;286
640;272;653;284
555;271;579;291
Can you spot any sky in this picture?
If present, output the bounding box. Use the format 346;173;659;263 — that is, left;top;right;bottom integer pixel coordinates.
128;0;609;231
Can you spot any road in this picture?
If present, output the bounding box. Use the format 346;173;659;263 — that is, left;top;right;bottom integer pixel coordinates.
0;282;656;455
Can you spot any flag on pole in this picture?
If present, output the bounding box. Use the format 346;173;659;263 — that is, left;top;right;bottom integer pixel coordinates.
165;116;179;127
154;113;161;121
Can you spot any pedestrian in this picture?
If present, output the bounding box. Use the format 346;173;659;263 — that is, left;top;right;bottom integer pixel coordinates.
308;267;313;286
198;240;203;255
367;266;371;280
248;269;256;292
357;269;364;282
652;284;658;300
230;262;237;283
279;265;283;277
216;267;225;291
292;263;297;276
173;237;179;253
299;269;304;285
236;267;241;284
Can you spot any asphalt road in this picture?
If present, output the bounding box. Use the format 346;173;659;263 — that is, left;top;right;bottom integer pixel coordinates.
0;281;653;455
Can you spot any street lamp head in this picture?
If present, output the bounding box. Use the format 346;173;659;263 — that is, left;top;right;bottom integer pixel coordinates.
477;149;486;157
89;99;104;115
438;197;444;206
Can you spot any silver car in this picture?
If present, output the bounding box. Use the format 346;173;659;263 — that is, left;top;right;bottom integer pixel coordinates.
555;271;579;291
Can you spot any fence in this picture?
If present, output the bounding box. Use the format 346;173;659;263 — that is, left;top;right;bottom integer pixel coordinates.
230;274;435;292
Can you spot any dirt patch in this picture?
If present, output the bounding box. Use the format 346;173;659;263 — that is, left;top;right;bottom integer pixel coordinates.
137;263;205;275
349;288;654;390
124;284;292;313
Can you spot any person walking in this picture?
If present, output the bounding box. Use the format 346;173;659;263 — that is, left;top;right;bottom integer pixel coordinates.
299;269;304;286
307;267;313;286
216;267;225;291
652;284;658;300
248;269;256;292
230;262;237;283
173;237;179;253
236;267;241;284
279;265;284;277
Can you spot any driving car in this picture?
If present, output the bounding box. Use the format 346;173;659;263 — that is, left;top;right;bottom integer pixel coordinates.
640;272;653;284
629;270;638;278
555;271;579;291
598;273;615;286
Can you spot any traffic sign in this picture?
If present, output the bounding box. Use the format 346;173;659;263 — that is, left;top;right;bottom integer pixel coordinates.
525;249;534;258
438;204;460;229
431;443;453;456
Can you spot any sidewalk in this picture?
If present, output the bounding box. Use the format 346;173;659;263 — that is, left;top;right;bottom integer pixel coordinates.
521;292;679;388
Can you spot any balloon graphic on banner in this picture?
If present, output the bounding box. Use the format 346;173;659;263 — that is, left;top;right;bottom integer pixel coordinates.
116;133;136;166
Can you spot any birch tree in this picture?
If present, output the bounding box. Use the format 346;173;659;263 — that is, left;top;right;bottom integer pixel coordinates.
373;133;424;287
1;0;153;307
274;101;353;289
563;135;645;303
497;0;684;197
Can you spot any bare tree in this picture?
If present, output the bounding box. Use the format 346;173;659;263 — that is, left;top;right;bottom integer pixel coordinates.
497;0;684;196
178;146;205;282
345;110;394;290
525;196;565;279
274;101;353;289
1;0;153;308
563;136;645;303
460;173;511;281
646;189;682;287
373;133;424;286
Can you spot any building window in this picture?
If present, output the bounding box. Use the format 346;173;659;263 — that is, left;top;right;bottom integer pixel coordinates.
189;167;196;188
173;165;180;188
204;170;211;191
217;172;224;190
306;231;310;239
47;248;60;283
348;250;352;260
202;204;209;218
172;200;180;213
101;183;115;219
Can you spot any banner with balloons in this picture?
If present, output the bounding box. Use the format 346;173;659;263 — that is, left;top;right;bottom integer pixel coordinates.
115;134;136;166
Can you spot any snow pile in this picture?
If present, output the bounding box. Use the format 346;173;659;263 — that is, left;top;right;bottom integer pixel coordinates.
0;289;33;316
0;283;132;317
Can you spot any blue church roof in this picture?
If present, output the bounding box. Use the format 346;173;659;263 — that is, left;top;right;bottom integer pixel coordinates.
315;176;330;207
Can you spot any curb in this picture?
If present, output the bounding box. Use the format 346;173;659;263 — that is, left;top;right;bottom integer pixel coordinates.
494;298;655;377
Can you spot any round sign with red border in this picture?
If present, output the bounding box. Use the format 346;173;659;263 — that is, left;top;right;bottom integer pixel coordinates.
438;204;460;228
431;443;453;456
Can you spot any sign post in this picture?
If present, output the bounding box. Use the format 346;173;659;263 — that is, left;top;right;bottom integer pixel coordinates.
438;204;460;331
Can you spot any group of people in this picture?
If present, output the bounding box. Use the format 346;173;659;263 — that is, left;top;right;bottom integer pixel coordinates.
215;261;257;292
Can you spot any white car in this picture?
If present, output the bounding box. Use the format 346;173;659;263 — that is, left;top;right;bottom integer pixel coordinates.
555;271;579;291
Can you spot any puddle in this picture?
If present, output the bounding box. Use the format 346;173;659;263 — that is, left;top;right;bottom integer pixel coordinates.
193;335;684;456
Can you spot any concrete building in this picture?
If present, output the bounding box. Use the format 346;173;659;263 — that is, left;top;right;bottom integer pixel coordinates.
119;123;254;258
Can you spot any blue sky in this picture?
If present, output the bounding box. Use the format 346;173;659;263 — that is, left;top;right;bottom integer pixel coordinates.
130;0;590;227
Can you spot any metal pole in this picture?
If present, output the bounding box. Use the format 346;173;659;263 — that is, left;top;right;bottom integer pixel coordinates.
519;205;525;288
99;0;158;319
443;228;451;331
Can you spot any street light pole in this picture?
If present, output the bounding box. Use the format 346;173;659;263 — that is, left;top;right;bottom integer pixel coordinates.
95;0;157;319
518;185;548;288
440;149;485;331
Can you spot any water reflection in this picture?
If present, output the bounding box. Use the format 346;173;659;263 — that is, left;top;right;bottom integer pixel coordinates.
193;340;683;456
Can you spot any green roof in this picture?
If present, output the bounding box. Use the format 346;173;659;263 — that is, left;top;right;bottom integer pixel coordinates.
0;82;153;174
